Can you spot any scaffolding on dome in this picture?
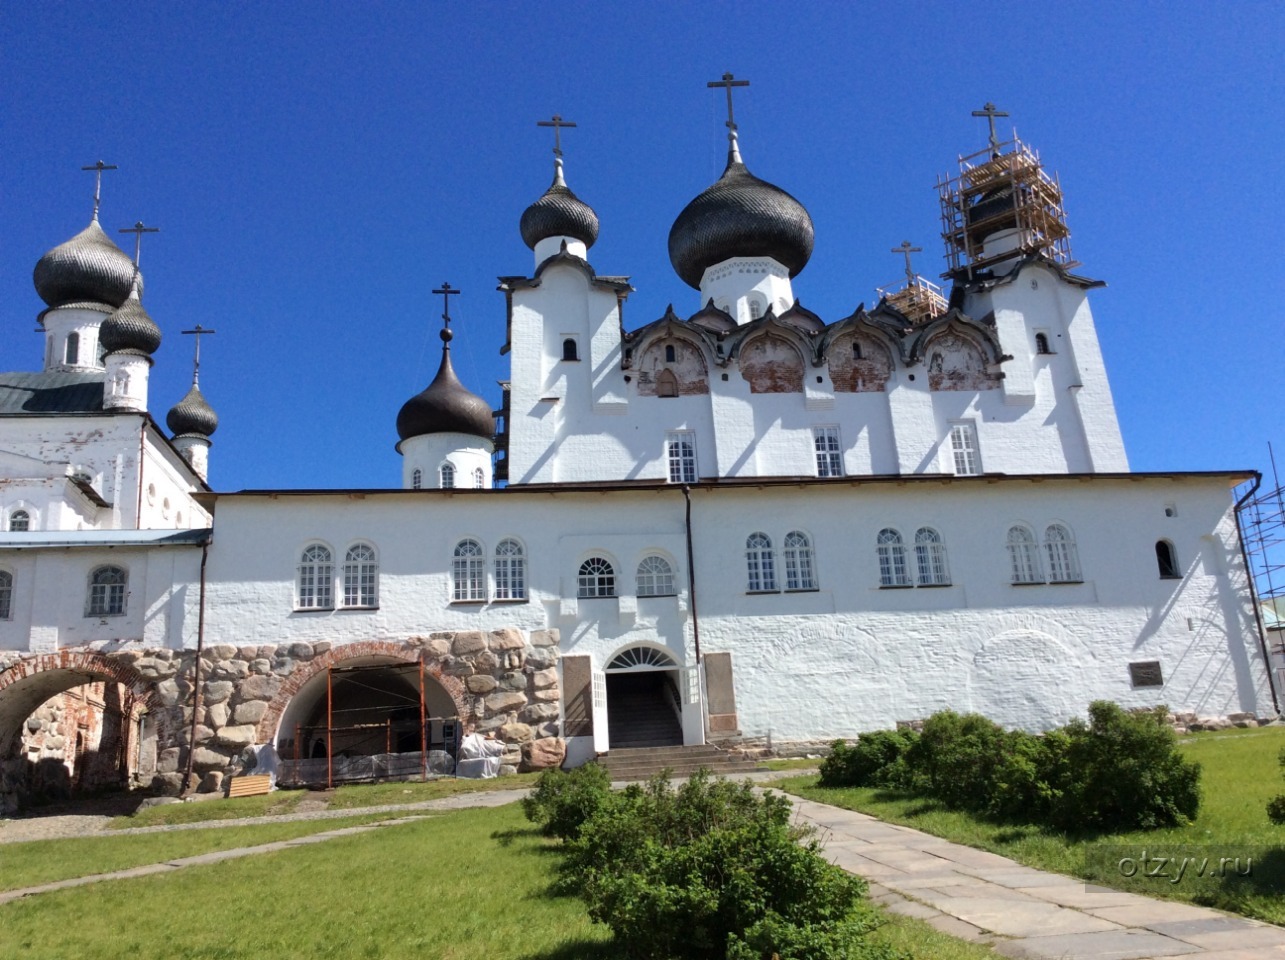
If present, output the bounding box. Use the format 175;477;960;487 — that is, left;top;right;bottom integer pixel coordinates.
876;275;948;326
1235;464;1285;710
937;135;1074;278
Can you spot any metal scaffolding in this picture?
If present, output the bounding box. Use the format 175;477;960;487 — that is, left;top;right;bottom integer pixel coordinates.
1235;459;1285;713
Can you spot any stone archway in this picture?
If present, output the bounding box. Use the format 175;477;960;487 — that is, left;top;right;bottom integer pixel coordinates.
604;645;684;749
255;640;472;747
0;651;164;814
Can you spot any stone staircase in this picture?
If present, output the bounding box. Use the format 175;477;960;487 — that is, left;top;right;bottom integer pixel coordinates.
606;674;685;749
597;743;763;782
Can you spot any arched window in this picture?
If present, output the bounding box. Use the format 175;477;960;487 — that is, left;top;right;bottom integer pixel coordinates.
0;570;12;620
440;462;455;489
473;467;485;489
915;527;950;586
87;565;127;617
411;468;422;490
666;431;697;484
783;531;816;591
65;332;79;365
1045;524;1082;582
748;297;765;320
656;368;679;398
453;539;486;601
1007;526;1043;584
664;344;676;363
876;528;910;587
1035;332;1052;355
746;533;777;592
578;556;616;598
1156;540;1180;579
852;341;863;360
297;545;333;610
494;539;526;600
342;543;378;608
562;338;579;361
636;555;676;597
9;510;29;532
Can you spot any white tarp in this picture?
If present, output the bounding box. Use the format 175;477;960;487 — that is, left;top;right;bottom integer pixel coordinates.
456;732;504;778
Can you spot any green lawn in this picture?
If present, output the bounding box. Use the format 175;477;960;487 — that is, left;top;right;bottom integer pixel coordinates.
109;790;304;827
775;726;1285;925
326;771;541;809
1;814;396;892
3;801;1006;960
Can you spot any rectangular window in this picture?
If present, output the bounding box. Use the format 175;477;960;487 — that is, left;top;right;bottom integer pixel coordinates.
667;431;697;484
949;422;980;476
813;426;843;478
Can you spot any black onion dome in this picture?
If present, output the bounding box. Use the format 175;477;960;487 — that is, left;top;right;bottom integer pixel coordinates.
34;219;139;309
520;160;599;250
167;382;218;437
100;289;161;355
668;143;814;289
396;347;494;442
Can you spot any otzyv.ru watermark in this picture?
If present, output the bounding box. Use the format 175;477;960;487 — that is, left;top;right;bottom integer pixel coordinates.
1084;845;1275;889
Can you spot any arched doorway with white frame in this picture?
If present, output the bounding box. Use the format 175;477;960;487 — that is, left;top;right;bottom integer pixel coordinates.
603;643;700;749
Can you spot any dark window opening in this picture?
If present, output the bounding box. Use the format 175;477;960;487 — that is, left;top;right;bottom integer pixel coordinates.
1156;540;1181;579
562;338;578;361
65;332;80;365
852;341;863;360
664;344;676;363
1035;333;1052;355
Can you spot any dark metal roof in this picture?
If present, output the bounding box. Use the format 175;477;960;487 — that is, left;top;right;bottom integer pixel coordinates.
519;160;599;251
0;370;104;414
167;381;218;437
395;347;494;444
948;253;1104;291
100;293;161;355
33;219;139;309
668;146;814;289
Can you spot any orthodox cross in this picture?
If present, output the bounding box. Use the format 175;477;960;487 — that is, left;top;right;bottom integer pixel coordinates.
893;241;923;283
118;220;159;266
707;72;749;136
180;325;215;382
432;282;460;342
81;160;118;220
536;114;577;158
971;101;1009;153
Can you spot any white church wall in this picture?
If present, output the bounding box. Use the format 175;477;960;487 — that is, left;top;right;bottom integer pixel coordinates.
138;424;212;530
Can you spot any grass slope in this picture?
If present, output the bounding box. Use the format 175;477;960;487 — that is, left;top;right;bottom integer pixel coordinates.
777;727;1285;925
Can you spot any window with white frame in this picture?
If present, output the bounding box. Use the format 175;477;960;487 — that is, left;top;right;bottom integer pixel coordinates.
746;532;777;592
9;510;29;532
813;426;843;478
949;422;980;476
297;544;334;610
1007;525;1043;584
411;468;422;490
876;528;910;586
666;431;697;484
473;467;485;489
636;555;676;597
494;539;526;600
915;527;950;586
783;531;817;590
87;565;127;617
578;556;616;598
1045;524;1082;582
342;543;378;608
452;539;486;601
440;463;456;489
0;570;12;620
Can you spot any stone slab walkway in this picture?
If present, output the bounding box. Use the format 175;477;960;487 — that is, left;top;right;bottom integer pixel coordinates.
0;815;428;905
789;796;1285;960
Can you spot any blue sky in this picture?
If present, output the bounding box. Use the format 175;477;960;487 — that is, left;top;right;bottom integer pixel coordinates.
3;2;1282;490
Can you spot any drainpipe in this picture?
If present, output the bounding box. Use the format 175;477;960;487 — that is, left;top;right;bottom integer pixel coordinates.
682;485;701;663
180;540;210;796
1234;473;1280;715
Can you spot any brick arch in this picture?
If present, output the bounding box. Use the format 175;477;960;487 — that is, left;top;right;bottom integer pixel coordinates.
0;650;162;756
255;640;472;745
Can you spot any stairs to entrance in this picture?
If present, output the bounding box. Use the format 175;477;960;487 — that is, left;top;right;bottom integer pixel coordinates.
597;743;763;781
606;672;684;749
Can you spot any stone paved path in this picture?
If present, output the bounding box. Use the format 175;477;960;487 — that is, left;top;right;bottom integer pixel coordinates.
790;796;1285;960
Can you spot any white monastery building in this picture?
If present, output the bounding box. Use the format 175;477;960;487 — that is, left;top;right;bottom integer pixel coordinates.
0;91;1276;809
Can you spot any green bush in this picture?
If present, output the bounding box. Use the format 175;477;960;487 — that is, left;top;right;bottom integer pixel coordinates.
907;711;1011;813
564;772;890;960
1047;702;1200;831
520;762;612;840
1268;748;1285;825
818;730;919;790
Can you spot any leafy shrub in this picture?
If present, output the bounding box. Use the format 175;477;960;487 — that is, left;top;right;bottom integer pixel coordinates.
906;711;1011;813
520;761;612;840
565;772;890;960
1268;749;1285;825
818;730;919;790
1047;702;1200;831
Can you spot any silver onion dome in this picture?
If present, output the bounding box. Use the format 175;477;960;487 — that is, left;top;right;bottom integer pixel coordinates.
33;219;139;309
519;159;599;251
100;285;161;355
668;139;814;290
167;382;218;437
396;329;494;443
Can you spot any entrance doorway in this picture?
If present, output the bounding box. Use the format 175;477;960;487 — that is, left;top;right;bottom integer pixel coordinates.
605;646;683;749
